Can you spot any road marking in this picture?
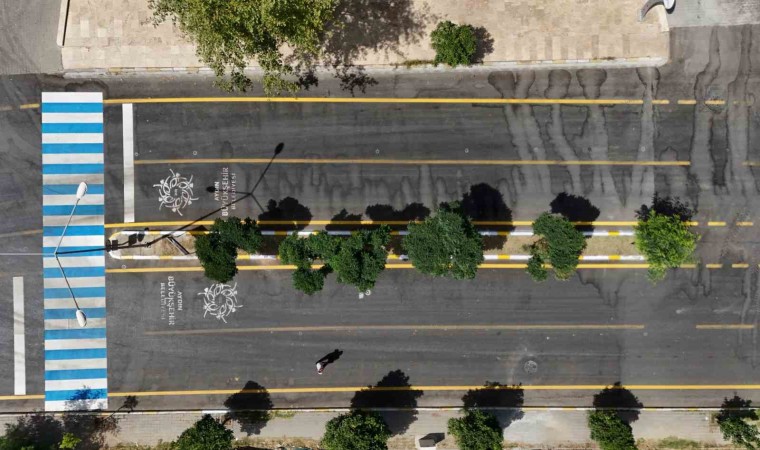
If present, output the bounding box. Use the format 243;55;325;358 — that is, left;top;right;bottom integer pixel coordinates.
732;264;750;269
677;99;698;105
13;277;25;396
5;383;760;402
697;324;754;330
0;229;43;238
144;324;646;336
134;157;690;167
737;222;754;227
745;162;760;166
705;264;723;269
707;221;727;227
123;104;135;223
102;97;673;106
107;263;665;274
104;385;760;398
105;220;659;229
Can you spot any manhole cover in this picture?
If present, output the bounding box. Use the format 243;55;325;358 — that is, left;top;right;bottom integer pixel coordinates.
523;360;538;374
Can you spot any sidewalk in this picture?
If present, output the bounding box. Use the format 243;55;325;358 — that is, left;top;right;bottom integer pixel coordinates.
60;0;669;73
0;409;736;449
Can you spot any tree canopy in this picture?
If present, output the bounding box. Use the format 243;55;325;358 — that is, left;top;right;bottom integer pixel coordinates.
587;411;637;450
279;227;391;294
634;211;698;282
321;410;391;450
430;21;477;67
196;217;262;283
716;398;760;450
447;410;503;450
175;414;233;450
403;202;484;279
148;0;338;94
527;213;586;281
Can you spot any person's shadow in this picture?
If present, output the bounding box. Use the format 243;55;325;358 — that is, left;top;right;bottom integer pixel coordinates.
317;349;344;368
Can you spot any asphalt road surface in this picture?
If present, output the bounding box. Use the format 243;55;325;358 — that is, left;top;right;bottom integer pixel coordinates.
0;25;759;413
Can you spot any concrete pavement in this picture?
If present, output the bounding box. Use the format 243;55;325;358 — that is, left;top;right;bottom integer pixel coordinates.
0;408;737;448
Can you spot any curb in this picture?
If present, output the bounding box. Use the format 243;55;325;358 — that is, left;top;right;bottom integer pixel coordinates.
60;56;670;79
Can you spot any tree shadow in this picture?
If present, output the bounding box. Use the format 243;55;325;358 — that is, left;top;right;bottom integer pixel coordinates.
636;193;696;222
325;209;363;232
366;203;430;255
323;0;434;67
2;413;63;450
718;395;759;421
62;390;120;450
473;27;494;63
550;192;601;233
592;383;643;424
224;381;274;436
350;369;423;435
334;64;378;96
460;183;513;251
462;382;524;429
257;197;313;231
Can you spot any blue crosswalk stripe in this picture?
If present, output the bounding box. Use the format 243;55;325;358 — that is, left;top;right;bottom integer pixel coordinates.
42;92;108;412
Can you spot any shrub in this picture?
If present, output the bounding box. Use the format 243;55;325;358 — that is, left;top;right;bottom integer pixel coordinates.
635;211;698;282
430;21;477;67
322;410;391;450
716;400;760;450
587;411;637;450
328;228;391;292
526;253;548;282
175;414;233;450
292;268;327;295
403;202;484;279
278;234;313;269
528;213;586;281
447;410;503;450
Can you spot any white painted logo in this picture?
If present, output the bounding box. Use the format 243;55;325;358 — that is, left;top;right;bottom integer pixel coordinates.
199;283;241;323
154;169;198;216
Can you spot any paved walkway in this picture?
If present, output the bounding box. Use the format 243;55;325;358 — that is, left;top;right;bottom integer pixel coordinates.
61;0;669;72
0;409;737;448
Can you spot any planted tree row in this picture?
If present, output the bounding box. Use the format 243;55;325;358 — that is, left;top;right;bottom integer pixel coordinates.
195;195;700;289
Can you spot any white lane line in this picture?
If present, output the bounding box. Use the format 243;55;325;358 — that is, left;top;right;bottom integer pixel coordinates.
42;153;104;165
42;113;104;123
41;133;104;144
41;92;103;103
13;277;25;396
123;103;135;223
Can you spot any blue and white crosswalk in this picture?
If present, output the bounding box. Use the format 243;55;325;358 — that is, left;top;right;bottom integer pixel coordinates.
42;92;108;411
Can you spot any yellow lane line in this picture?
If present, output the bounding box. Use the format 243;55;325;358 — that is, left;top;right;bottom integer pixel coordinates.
144;324;646;336
745;162;760;166
0;394;44;401
105;385;760;398
107;263;667;274
707;221;727;227
0;229;43;238
134;158;690;166
705;264;723;269
105;97;661;106
737;222;754;227
677;100;698;105
732;264;750;269
697;324;754;330
19;103;39;109
5;384;760;401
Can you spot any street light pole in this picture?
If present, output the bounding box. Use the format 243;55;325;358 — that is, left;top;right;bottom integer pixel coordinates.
53;181;89;327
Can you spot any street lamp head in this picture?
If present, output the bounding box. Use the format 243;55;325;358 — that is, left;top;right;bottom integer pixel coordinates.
75;309;87;327
76;182;88;200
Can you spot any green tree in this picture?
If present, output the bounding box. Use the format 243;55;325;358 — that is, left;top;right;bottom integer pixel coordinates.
447;410;503;450
327;227;391;292
59;433;82;450
587;411;637;450
403;203;484;279
430;21;477;67
278;233;313;269
527;213;586;281
716;398;760;450
148;0;338;94
634;211;698;282
196;217;263;283
322;410;391;450
175;414;233;450
292;267;328;294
